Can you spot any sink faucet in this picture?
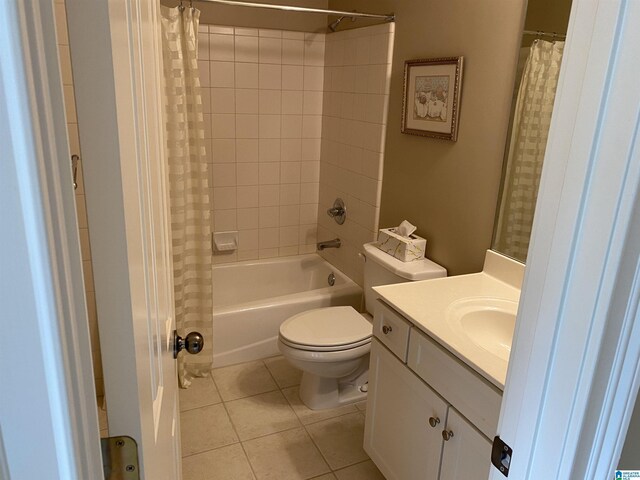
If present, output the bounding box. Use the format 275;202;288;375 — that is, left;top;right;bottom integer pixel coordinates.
317;238;341;250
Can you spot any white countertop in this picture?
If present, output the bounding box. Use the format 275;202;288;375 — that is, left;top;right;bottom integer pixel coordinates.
373;254;523;389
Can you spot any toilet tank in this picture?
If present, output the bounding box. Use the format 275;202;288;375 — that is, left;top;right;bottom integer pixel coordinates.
362;242;447;315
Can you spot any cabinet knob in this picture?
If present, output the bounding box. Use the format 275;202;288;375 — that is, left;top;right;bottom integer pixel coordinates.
382;325;393;334
442;429;454;441
428;417;440;428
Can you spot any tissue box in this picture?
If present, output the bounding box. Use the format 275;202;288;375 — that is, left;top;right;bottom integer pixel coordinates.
377;228;427;262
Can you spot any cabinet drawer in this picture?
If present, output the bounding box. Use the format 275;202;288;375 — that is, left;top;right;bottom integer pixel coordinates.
373;300;412;362
408;329;502;439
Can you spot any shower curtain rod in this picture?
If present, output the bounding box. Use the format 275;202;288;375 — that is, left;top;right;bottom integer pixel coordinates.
523;29;566;39
190;0;395;22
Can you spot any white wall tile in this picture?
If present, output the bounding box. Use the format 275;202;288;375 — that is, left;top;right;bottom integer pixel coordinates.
198;32;210;60
210;25;234;35
59;45;73;85
214;209;237;230
259;228;280;249
303;91;323;115
279;205;300;226
211;33;235;61
259;115;281;138
198;60;211;87
259;185;280;206
259;139;281;162
281;115;302;139
211;62;235;88
300;162;320;183
282;65;304;90
213;187;237;210
236;139;259;163
235;27;258;37
237;186;260;208
299;224;317;245
279;226;299;247
211;87;235;113
280;184;300;205
239;229;260;250
235;89;259;114
63;85;77;123
301;139;321;161
282;39;304;65
303;66;324;91
237;208;259;230
259;206;280;228
280;162;300;184
302;115;322;138
282;31;304;40
259;29;282;38
259;90;281;114
300;183;319;204
281;139;302;162
259;64;282;89
236;114;259;138
212;114;236;139
212;139;236;163
304;39;325;66
299;204;318;224
259;163;280;185
235;35;259;63
281;91;303;115
259;37;282;64
235;63;259;89
236;163;259;185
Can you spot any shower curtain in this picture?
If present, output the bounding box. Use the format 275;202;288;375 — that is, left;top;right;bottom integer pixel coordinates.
494;40;565;262
161;6;212;387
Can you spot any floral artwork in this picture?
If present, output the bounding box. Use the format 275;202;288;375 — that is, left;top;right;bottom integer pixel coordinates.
402;57;464;141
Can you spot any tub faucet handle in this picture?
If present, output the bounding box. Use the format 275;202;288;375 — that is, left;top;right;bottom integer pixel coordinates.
326;198;346;225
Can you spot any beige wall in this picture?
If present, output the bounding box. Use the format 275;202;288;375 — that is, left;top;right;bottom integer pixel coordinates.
162;0;329;32
329;0;526;275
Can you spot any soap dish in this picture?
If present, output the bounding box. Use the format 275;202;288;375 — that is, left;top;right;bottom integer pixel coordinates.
213;231;238;252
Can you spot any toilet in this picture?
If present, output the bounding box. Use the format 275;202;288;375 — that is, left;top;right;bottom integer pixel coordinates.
278;241;446;410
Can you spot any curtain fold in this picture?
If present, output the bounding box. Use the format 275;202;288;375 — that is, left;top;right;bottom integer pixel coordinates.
160;6;212;387
494;40;565;262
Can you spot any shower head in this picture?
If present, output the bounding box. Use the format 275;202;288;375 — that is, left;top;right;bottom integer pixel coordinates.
328;15;355;32
328;16;345;32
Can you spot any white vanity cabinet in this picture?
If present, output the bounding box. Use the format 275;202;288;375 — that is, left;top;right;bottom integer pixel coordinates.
364;300;498;480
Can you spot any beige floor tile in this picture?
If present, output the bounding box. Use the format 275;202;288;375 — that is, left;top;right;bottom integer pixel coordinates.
213;361;278;401
281;387;357;425
226;390;301;440
334;460;385;480
182;443;255;480
243;427;330;480
180;374;222;411
305;413;368;470
180;404;239;456
309;474;336;480
264;356;302;388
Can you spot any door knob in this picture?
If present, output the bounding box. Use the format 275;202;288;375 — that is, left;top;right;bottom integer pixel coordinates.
173;330;204;359
442;429;454;441
382;325;393;334
428;416;440;428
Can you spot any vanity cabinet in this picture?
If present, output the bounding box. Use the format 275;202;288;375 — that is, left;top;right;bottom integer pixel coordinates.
364;300;497;480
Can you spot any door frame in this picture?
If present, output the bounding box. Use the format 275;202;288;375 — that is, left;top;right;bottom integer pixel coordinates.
2;0;640;478
0;0;102;478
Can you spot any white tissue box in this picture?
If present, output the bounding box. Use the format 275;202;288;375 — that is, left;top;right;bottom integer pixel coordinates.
376;228;427;262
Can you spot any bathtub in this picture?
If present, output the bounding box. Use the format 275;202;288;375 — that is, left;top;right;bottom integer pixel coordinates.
212;254;363;367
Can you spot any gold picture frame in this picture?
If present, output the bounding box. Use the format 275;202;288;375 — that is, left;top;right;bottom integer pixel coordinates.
401;56;464;141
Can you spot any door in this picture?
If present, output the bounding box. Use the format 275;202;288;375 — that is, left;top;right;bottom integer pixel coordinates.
364;339;448;480
65;1;181;478
440;408;492;480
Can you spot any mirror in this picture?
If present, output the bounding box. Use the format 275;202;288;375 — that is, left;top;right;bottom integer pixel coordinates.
491;0;573;263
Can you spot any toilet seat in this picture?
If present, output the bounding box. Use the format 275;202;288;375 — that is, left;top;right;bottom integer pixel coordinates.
279;306;372;352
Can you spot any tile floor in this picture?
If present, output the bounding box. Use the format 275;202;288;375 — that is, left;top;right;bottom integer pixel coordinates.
179;355;385;480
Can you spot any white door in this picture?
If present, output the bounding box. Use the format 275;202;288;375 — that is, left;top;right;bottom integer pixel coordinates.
439;408;492;480
66;1;182;478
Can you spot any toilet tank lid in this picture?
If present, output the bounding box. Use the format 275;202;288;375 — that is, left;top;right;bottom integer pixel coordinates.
363;242;447;281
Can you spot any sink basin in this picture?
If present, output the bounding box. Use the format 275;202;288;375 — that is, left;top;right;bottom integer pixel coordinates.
446;298;518;362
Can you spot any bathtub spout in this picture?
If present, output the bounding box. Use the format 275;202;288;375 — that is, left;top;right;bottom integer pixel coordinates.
317;238;341;250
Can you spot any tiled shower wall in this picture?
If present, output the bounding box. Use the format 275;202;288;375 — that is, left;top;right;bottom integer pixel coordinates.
317;24;395;286
199;25;325;262
54;0;104;396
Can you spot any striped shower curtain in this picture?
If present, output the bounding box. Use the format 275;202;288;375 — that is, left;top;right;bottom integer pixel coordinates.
494;40;565;262
161;6;212;387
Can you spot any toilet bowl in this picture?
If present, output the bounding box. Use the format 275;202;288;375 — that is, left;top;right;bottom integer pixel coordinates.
278;306;372;410
278;242;447;410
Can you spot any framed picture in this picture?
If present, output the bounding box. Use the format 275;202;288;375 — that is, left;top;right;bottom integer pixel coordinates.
401;56;464;141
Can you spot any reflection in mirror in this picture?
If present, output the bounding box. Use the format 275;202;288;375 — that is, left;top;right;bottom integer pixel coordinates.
492;0;572;263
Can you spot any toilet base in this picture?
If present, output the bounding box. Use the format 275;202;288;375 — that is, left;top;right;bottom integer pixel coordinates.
298;355;369;410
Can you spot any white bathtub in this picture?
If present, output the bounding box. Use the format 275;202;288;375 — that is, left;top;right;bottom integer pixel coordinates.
212;254;363;367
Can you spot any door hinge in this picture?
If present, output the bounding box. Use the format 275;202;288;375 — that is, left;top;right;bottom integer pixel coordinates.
101;435;140;479
491;436;513;477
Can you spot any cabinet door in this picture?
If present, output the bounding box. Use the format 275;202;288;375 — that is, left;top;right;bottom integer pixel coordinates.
439;408;492;480
364;339;448;480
